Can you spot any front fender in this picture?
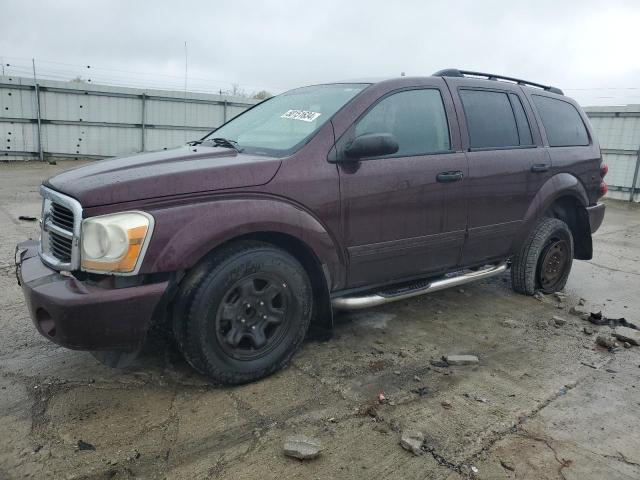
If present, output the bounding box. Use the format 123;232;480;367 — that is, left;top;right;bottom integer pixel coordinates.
139;195;345;289
512;173;589;250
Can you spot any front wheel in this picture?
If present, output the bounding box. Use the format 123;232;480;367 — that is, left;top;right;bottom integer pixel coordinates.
176;241;312;384
511;217;574;295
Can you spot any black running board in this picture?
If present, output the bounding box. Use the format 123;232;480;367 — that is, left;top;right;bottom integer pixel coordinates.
331;262;508;310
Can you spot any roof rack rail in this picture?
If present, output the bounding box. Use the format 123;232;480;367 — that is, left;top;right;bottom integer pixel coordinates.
432;68;564;95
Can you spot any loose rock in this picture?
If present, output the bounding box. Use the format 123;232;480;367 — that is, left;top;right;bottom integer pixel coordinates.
583;326;594;335
552;316;567;327
430;359;449;368
441;400;453;410
75;440;95;451
283;435;323;460
569;306;586;316
400;430;424;455
624;342;632;349
614;326;640;346
595;335;618;349
500;460;515;471
444;354;479;366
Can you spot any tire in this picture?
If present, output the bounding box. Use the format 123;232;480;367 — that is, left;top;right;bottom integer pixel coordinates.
175;241;312;384
511;217;574;295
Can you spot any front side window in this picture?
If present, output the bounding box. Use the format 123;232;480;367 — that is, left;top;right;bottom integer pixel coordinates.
354;89;451;157
532;95;589;147
460;89;521;149
202;83;367;156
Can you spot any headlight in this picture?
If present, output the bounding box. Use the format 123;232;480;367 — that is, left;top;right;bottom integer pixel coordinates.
81;211;154;274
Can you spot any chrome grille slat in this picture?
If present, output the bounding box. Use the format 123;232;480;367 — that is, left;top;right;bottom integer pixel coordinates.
39;186;83;271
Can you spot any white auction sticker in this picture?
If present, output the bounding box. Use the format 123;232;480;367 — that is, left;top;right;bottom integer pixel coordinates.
281;109;322;122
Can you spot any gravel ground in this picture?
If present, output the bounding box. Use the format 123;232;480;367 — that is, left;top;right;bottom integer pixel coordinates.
1;161;639;480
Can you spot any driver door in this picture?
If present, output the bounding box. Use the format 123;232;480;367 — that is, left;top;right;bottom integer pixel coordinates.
337;87;468;288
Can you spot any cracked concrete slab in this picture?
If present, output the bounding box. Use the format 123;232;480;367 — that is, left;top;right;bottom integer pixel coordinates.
0;161;639;479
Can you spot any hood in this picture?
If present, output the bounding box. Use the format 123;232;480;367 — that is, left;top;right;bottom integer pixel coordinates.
45;145;281;207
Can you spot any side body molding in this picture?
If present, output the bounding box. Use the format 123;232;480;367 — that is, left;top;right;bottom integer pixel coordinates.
138;195;345;289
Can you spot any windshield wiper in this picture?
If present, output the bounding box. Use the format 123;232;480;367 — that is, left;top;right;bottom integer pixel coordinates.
209;137;243;153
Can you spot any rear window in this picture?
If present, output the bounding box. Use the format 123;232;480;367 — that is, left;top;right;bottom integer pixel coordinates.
532;95;589;147
460;90;521;149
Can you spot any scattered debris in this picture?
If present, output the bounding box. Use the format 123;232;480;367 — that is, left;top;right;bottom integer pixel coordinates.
411;386;429;397
358;403;379;418
578;298;586;306
569;306;587;316
595;335;619;349
605;368;618;374
18;215;37;222
614;326;640;346
75;440;95;451
624;342;632;349
393;370;401;375
554;292;566;303
580;361;597;369
372;423;390;434
552;316;567;327
400;430;424;456
500;460;515;471
458;288;465;294
371;345;385;354
283;435;323;460
534;291;545;302
441;400;453;410
588;312;638;330
583;326;594;335
413;375;421;382
430;358;449;368
444;354;479;366
463;392;488;403
377;391;387;404
471;465;479;474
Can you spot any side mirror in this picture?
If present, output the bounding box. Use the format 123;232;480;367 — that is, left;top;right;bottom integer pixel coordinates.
344;133;399;160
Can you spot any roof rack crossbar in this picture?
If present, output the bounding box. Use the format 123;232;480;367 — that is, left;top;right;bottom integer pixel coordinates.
432;69;564;95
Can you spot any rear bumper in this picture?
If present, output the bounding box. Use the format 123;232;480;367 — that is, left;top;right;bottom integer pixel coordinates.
586;203;605;233
16;240;168;351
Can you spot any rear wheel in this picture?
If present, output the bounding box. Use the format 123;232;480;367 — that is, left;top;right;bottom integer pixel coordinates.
511;217;574;295
175;241;312;384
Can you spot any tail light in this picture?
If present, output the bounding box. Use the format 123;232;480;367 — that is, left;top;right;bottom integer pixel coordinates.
599;181;608;197
598;161;608;197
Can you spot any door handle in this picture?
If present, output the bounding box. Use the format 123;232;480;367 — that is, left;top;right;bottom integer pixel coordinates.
531;163;549;173
436;171;464;183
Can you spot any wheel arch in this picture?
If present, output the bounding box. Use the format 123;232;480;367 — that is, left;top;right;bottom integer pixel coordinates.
513;173;592;260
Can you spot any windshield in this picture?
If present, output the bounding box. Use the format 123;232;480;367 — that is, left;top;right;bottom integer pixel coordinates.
201;83;368;156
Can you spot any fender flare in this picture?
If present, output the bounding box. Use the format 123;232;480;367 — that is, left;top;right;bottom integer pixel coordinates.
141;195;346;290
512;173;589;251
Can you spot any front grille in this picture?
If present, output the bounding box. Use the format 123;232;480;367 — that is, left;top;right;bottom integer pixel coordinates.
39;186;82;271
49;230;73;262
51;203;74;230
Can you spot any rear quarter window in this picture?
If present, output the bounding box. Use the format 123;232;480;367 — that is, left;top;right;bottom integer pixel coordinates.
532;95;589;147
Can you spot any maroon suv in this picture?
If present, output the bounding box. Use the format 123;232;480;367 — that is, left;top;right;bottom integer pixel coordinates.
16;69;606;384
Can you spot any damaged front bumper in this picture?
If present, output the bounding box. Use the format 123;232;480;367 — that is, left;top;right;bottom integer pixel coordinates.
15;240;168;351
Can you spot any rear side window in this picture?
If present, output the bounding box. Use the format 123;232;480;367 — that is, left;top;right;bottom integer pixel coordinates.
532;95;589;147
460;90;520;149
355;89;450;156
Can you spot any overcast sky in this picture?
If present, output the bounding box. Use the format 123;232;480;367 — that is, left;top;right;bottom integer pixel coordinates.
2;0;640;105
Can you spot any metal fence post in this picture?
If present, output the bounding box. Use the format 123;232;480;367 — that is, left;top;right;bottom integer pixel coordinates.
32;59;44;162
140;93;146;152
223;100;228;123
631;147;640;202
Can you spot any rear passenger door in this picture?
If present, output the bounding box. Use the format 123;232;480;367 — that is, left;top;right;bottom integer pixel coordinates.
450;86;550;266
